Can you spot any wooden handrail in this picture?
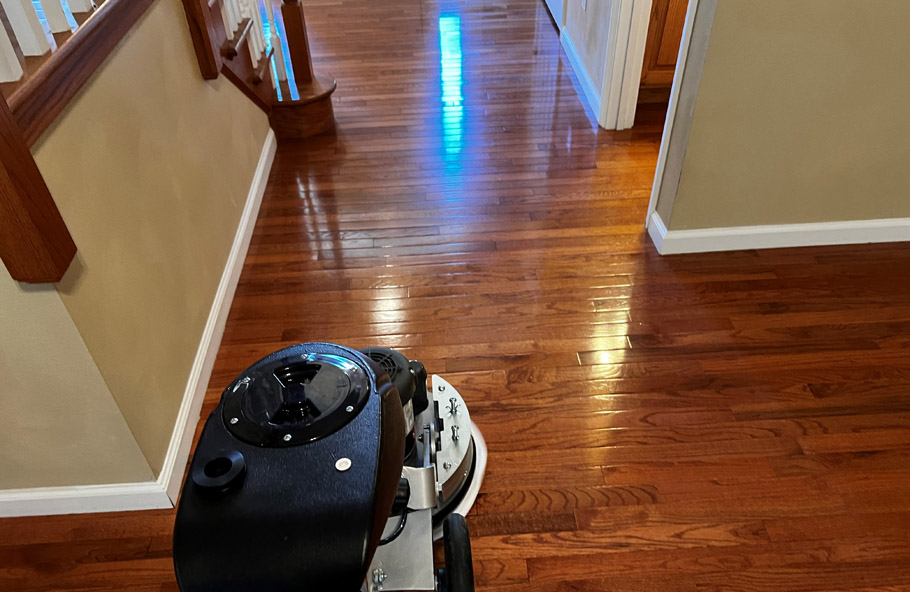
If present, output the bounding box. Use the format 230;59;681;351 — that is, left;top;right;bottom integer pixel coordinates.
7;0;157;147
0;97;76;283
0;0;156;282
184;0;222;79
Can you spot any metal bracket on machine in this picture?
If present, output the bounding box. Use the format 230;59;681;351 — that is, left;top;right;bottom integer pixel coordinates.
401;466;436;511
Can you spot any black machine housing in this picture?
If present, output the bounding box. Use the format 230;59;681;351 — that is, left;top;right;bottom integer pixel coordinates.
173;343;405;592
359;346;429;464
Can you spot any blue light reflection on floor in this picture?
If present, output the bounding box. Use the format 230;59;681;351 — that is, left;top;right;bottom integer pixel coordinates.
439;15;464;164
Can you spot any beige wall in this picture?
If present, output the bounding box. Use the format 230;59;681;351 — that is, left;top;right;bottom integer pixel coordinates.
658;0;910;230
0;266;152;489
32;0;270;474
564;0;614;90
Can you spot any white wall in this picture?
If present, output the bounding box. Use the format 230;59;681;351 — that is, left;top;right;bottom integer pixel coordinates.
564;0;615;91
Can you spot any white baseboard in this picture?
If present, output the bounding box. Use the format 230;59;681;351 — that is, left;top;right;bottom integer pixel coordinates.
648;211;910;255
560;30;602;119
647;210;670;253
0;483;172;518
0;129;277;518
157;128;277;502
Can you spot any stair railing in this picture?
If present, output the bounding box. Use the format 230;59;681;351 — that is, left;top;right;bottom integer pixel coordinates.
0;0;157;283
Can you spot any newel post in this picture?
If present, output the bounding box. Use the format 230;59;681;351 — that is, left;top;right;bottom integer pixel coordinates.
270;0;337;140
280;0;315;83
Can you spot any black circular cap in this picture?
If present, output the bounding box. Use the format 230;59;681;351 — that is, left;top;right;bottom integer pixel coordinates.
222;344;375;447
192;450;246;494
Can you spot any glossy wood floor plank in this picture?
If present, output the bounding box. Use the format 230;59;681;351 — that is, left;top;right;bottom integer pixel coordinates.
3;0;910;589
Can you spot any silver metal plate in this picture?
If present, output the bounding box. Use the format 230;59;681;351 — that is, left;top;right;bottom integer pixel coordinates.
401;466;436;511
367;509;435;591
430;375;473;504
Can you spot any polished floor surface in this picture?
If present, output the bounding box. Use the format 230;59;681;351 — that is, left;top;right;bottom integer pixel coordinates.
4;0;910;590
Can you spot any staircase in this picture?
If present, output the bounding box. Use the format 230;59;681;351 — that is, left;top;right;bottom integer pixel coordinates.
182;0;336;140
0;0;334;284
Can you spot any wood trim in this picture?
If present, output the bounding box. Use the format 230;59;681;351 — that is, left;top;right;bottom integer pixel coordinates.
648;211;910;255
182;0;271;113
7;0;157;147
181;0;221;79
558;30;601;119
615;0;653;129
558;0;651;131
269;80;334;140
0;482;171;518
0;97;76;283
221;56;272;112
598;0;633;129
646;210;670;253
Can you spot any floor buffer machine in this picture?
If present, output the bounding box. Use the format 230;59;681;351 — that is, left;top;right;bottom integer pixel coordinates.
173;342;487;592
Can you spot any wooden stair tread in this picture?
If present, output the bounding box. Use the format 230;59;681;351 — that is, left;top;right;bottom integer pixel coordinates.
273;71;336;105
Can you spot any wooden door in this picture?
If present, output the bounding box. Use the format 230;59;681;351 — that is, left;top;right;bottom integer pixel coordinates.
640;0;689;87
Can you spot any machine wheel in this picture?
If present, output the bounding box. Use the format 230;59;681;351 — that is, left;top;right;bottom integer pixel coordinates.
442;513;474;592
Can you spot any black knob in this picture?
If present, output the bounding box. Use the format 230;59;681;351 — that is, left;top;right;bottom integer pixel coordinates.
191;450;246;495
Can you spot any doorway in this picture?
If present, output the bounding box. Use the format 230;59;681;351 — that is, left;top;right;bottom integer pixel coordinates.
547;0;690;130
638;0;689;105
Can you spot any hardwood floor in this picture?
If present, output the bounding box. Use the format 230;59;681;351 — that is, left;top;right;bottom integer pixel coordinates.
4;0;910;590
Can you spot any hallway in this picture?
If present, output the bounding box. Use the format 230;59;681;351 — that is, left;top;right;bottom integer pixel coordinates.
3;0;910;590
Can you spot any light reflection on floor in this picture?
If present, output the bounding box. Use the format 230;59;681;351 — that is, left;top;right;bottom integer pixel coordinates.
438;15;464;171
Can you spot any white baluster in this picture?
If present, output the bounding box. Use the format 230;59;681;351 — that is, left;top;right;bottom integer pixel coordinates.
216;0;237;38
239;0;259;67
255;3;267;55
66;0;93;13
0;0;51;56
263;0;286;81
238;0;252;41
39;0;71;34
250;1;265;58
225;0;241;36
212;0;234;41
0;21;23;83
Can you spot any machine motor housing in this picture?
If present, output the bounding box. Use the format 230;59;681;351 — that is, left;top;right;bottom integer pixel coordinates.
173;343;405;592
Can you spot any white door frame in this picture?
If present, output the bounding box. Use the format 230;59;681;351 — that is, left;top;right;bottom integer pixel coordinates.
556;0;651;130
599;0;652;130
544;0;567;29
